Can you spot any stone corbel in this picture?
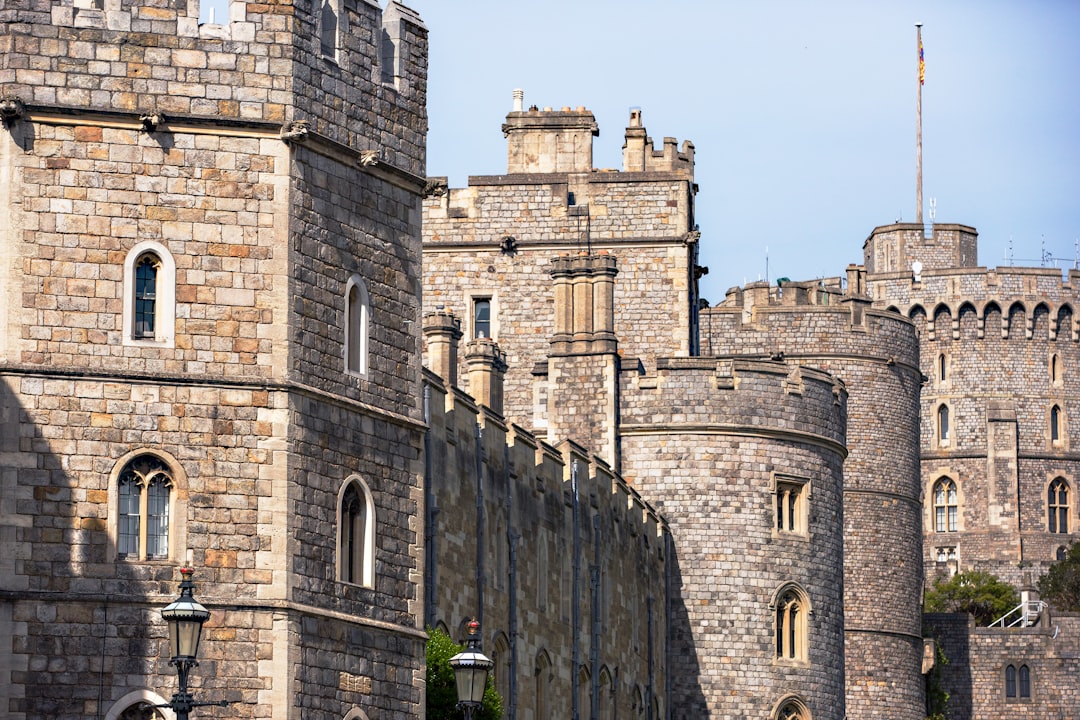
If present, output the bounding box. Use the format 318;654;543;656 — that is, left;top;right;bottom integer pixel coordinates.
0;95;26;127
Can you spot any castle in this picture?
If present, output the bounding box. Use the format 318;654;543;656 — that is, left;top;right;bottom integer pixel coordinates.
1;2;1078;720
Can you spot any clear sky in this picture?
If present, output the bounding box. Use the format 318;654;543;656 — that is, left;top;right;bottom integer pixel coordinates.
407;0;1080;302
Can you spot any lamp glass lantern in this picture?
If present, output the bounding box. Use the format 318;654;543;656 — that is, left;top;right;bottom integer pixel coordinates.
161;567;211;662
449;619;492;710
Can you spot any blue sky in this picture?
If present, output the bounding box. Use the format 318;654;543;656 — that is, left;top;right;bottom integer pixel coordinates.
409;0;1080;301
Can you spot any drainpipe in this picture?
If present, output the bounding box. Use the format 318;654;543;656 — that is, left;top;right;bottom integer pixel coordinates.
423;384;437;627
591;513;601;720
571;460;581;720
475;423;485;629
506;443;518;720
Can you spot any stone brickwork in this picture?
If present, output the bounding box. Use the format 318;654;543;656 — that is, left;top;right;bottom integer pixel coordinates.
619;359;848;719
0;1;429;719
706;276;926;720
422;102;702;430
422;363;669;720
865;235;1080;588
924;610;1080;719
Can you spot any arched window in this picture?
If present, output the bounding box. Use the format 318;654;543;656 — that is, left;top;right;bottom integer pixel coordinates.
1018;664;1031;698
933;478;959;533
774;696;811;720
123;241;176;346
1005;663;1017;697
1051;353;1061;385
1048;478;1069;534
938;353;947;382
319;0;338;58
338;477;375;587
937;404;950;444
598;666;614;720
577;666;592;720
1057;545;1068;561
535;651;552;720
345;276;370;376
134;253;159;338
1005;663;1032;700
491;633;510;709
1050;405;1064;445
104;690;172;720
773;584;810;662
116;454;174;560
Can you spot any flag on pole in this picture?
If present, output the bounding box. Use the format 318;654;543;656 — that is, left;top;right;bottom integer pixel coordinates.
919;37;925;85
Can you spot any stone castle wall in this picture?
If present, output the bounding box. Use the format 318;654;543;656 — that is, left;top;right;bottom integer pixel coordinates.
924;611;1080;720
867;262;1080;587
0;1;430;718
619;359;848;719
422;365;669;720
705;280;926;719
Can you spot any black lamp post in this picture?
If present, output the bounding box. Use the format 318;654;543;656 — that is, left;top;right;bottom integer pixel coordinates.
448;619;493;720
158;567;226;719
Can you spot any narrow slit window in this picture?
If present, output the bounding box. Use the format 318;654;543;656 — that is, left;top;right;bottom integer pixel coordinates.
1051;405;1063;444
938;405;950;443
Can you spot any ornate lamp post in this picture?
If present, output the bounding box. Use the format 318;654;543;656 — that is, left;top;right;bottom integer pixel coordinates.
158;567;227;719
448;619;493;720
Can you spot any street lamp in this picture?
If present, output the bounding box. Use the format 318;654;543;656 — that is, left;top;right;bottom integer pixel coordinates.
158;567;227;719
448;619;493;720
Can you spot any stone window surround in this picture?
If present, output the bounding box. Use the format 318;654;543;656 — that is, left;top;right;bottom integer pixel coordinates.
770;582;811;665
1050;352;1063;387
770;693;812;720
337;475;375;588
345;274;371;378
468;293;497;340
1046;475;1071;535
771;472;811;539
931;476;961;534
934;402;951;448
1003;662;1032;701
122;241;176;349
318;0;347;64
105;689;175;720
107;449;187;563
1047;403;1068;449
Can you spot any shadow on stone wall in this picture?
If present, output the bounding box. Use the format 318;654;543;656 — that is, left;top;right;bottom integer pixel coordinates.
665;546;708;716
923;613;972;720
0;377;168;720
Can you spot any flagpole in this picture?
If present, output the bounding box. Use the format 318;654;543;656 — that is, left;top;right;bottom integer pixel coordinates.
916;23;923;224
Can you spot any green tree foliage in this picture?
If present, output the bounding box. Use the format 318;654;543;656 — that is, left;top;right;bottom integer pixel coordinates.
426;627;503;720
923;571;1019;626
1038;541;1080;612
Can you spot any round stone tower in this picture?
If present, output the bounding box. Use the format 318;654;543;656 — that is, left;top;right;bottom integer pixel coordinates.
705;270;925;720
620;358;848;719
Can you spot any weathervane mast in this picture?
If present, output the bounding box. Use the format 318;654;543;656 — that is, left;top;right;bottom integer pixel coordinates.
916;23;924;225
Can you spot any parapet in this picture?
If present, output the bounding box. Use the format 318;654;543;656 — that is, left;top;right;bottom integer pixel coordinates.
864;223;979;274
621;357;848;455
622;108;695;175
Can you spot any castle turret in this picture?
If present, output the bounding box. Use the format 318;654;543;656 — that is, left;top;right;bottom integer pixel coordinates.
502;92;598;174
864;222;978;274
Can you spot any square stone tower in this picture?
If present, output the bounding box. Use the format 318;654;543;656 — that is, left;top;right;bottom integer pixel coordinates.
0;2;428;718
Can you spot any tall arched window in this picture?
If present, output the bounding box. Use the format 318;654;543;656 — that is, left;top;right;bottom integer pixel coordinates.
1018;664;1031;698
933;478;959;533
345;276;370;376
577;666;591;720
319;0;338;58
1050;405;1064;445
338;477;375;587
937;404;950;444
123;241;176;346
938;353;947;382
1048;478;1069;534
1005;664;1017;697
598;666;614;720
1051;353;1061;385
116;454;174;560
773;696;811;720
134;253;159;338
773;584;810;662
535;651;552;720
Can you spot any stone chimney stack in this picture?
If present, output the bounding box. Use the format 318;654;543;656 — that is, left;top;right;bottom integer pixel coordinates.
622;108;647;172
502;101;598;174
465;338;508;416
550;253;619;354
423;309;463;386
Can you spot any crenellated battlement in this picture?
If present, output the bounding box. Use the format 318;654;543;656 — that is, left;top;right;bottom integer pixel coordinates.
864;222;979;274
620;356;847;453
868;264;1080;341
621;107;695;175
